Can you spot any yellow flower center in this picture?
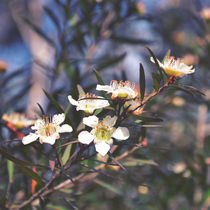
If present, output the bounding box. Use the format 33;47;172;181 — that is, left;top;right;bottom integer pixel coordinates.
165;67;183;77
95;123;112;141
39;123;57;137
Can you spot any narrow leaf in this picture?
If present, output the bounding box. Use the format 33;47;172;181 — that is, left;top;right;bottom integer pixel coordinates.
139;63;145;100
61;144;72;166
0;147;48;169
7;160;14;183
152;72;160;91
43;89;64;113
94;179;123;196
18;166;45;187
37;103;45;116
93;69;105;85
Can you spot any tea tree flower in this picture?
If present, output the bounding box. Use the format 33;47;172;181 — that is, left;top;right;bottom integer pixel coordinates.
96;80;138;99
2;112;35;129
22;114;72;145
150;53;195;77
78;115;130;156
125;99;144;115
68;85;109;114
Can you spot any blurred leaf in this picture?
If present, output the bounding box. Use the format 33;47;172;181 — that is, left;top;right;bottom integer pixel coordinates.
111;35;152;44
183;85;205;96
7;160;14;183
169;85;194;96
204;136;210;157
94;179;123;196
6;83;32;106
2;68;26;87
44;7;61;32
18;166;45;187
139;63;145;100
97;53;126;71
134;115;163;122
199;189;210;205
63;198;78;210
61;144;72;166
23;18;56;47
0;147;48;169
47;204;69;210
123;158;158;166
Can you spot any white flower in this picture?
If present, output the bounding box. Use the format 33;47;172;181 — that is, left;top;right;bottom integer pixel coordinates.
22;114;73;145
78;115;129;156
150;53;195;77
68;85;109;114
96;80;138;99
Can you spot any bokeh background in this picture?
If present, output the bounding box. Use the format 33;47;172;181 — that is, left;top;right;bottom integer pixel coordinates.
0;0;210;209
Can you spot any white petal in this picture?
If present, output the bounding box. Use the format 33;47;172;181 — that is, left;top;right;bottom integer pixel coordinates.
95;142;110;156
58;124;73;133
102;115;117;127
150;57;162;67
96;84;113;92
68;95;79;106
112;127;130;140
83;116;98;128
52;113;65;125
78;131;94;144
31;119;45;130
22;133;39;145
42;136;57;145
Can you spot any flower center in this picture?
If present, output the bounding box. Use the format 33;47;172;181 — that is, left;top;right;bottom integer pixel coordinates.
39;123;57;137
95;123;112;141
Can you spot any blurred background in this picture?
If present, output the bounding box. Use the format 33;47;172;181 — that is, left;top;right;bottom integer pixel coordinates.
0;0;210;209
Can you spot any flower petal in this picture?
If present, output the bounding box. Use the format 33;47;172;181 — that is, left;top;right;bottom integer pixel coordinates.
112;127;130;140
22;133;39;145
78;131;94;144
83;116;98;128
95;142;110;156
58;124;73;133
96;84;113;92
42;136;57;145
102;115;117;127
68;95;79;106
52;113;65;125
31;119;45;130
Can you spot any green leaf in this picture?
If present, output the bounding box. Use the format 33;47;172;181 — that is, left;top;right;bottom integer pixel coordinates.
18;166;45;187
152;72;160;91
135;115;163;123
7;160;14;183
94;108;103;116
43;89;64;113
93;69;105;85
94;179;123;196
123;158;158;166
139;63;145;100
61;144;72;166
